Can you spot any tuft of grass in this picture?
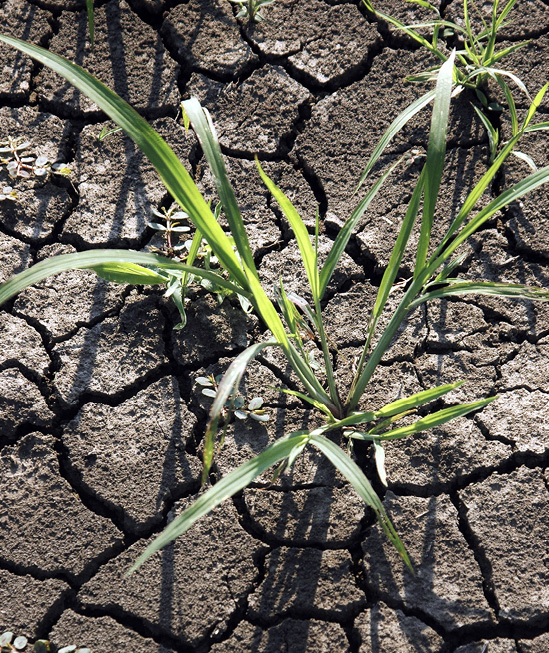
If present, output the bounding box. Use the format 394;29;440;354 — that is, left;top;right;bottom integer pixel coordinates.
1;33;549;574
362;0;548;168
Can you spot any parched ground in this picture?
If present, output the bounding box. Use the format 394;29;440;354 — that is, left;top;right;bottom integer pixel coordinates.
1;0;549;651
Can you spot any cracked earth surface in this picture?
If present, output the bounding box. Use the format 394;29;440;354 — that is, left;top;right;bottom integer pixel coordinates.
1;0;549;650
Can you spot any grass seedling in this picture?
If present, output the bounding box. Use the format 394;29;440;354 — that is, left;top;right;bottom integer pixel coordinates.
1;35;549;573
229;0;276;22
362;0;548;168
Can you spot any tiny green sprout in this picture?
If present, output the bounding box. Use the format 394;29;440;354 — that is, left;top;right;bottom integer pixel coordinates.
229;0;276;23
97;124;123;142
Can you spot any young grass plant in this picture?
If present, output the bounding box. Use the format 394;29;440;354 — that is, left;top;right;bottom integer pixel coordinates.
360;0;549;178
1;35;549;573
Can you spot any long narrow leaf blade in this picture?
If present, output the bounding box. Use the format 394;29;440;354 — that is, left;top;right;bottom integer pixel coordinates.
320;155;405;299
183;98;258;280
369;166;425;339
256;160;319;300
414;51;455;277
85;0;95;45
374;381;465;419
410;281;549;308
309;433;412;570
355;89;436;192
351;397;497;440
442;164;549;258
129;432;311;572
0;250;250;307
0;35;248;290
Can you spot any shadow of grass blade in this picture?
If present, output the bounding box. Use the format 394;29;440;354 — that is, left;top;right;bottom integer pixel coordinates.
0;250;250;307
309;433;412;571
202;340;278;483
0;35;248;292
129;431;311;573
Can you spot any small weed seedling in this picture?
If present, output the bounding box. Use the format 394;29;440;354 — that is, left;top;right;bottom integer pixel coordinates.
0;135;71;202
1;32;549;573
0;631;89;653
229;0;276;22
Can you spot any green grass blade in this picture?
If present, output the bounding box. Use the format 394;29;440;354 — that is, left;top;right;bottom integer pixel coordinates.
368;166;425;343
0;34;248;291
321;155;405;299
495;0;519;29
490;41;530;65
428;133;521;262
522;82;549;131
309;433;412;571
414;51;455;277
496;77;518;136
524;121;549;134
363;1;446;62
256;160;319;300
129;431;312;572
441;164;549;260
183;98;258;281
374;381;465;419
350;397;497;441
85;0;94;45
0;250;250;307
91;262;169;285
181;228;204;293
410;281;549;308
355;89;436;192
202;340;278;482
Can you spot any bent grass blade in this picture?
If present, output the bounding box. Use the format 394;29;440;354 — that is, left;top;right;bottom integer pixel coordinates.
0;250;250;307
0;34;248;292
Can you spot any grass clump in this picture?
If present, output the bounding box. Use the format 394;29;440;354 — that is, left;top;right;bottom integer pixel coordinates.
0;32;548;573
363;0;548;164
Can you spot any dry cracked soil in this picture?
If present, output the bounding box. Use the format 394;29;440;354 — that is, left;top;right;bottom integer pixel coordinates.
1;0;549;651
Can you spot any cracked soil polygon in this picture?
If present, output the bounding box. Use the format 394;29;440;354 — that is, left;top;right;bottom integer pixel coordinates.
0;433;122;577
78;498;263;646
460;466;549;622
354;601;443;652
362;492;496;631
64;376;200;531
37;0;179;116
